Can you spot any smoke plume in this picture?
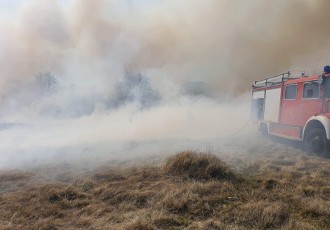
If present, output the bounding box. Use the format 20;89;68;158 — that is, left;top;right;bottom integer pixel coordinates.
0;0;330;168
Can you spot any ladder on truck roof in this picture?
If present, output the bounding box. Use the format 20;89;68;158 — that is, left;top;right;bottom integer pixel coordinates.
252;71;303;89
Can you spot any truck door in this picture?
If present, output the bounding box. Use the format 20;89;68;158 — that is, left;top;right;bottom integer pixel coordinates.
280;84;299;125
298;81;323;125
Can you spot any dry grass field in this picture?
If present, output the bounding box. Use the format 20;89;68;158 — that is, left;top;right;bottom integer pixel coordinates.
0;136;329;230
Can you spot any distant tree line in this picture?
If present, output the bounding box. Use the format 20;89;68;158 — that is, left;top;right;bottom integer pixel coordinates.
33;71;161;118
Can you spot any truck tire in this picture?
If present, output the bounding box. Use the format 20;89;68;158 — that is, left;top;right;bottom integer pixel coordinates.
304;128;328;155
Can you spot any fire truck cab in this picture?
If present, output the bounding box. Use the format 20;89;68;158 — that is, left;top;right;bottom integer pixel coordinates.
252;66;330;156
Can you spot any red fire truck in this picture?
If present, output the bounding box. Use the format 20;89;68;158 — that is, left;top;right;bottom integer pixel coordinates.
252;66;330;156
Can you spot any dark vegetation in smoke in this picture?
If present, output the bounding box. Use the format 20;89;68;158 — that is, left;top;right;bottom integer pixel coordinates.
110;73;161;110
1;71;162;120
35;72;96;119
36;72;59;96
38;71;163;118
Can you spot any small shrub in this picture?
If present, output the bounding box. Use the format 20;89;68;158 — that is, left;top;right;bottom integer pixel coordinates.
164;151;238;181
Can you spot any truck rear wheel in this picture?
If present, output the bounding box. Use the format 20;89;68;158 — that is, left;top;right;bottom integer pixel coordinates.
304;128;328;155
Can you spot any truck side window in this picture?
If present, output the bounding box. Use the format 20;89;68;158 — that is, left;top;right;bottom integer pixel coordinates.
323;77;330;98
285;85;297;99
303;82;319;99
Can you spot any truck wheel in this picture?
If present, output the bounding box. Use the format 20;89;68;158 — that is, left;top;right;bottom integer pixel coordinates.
304;128;328;155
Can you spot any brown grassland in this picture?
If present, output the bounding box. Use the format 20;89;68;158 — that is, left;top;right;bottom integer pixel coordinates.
0;136;329;230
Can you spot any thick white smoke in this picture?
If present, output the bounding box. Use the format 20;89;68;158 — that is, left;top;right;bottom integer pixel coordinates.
0;0;329;169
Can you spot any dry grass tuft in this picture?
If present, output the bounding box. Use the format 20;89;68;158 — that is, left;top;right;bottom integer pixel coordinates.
93;170;126;182
125;221;155;230
164;151;238;181
264;178;278;189
232;201;289;229
153;216;185;228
